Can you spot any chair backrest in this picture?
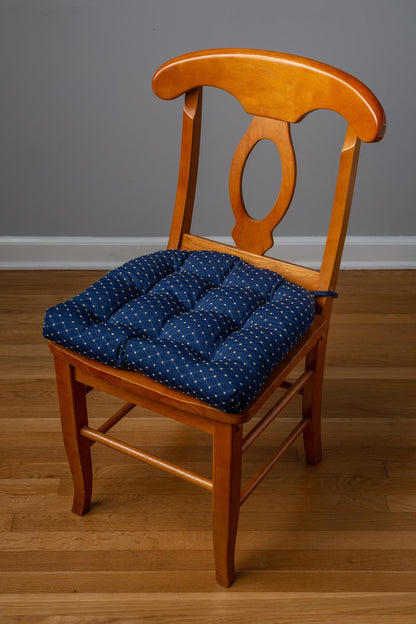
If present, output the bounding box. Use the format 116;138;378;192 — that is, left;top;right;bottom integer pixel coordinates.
152;49;385;304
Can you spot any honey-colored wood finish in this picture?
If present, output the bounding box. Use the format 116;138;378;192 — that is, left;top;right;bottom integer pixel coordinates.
1;269;416;622
152;49;386;142
229;116;296;255
46;49;385;587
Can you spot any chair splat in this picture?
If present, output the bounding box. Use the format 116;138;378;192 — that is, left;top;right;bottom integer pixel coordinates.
230;116;296;255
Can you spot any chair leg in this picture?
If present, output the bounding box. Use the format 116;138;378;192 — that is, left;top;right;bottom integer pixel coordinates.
302;335;328;465
53;355;92;515
212;421;242;587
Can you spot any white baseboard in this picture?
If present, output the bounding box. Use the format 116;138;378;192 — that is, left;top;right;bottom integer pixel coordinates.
0;235;415;270
0;237;167;270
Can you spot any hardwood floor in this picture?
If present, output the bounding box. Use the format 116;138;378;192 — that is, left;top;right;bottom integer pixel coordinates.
0;269;415;622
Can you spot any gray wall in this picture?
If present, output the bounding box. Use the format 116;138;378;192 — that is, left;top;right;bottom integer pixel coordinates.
0;0;414;238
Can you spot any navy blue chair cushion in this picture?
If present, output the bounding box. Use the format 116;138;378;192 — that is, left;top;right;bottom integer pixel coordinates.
43;250;315;413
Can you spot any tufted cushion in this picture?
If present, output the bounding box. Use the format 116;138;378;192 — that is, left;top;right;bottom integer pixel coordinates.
43;250;315;413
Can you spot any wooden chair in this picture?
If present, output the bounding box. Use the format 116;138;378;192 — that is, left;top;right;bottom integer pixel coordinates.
45;49;385;587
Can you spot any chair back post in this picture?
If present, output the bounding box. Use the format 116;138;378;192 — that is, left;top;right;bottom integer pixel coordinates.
316;125;362;315
167;86;202;250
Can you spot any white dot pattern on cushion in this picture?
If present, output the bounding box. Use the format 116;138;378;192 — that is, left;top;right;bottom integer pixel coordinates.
43;250;315;412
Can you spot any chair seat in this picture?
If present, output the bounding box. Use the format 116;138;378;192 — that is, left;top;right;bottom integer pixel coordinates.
43;250;315;412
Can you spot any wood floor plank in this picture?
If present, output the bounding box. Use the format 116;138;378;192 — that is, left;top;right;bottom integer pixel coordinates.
1;570;416;593
0;458;388;480
2;548;416;573
2;529;416;551
1;592;416;623
10;510;416;533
